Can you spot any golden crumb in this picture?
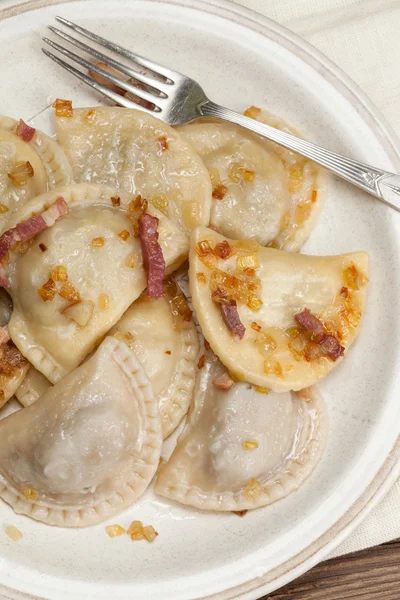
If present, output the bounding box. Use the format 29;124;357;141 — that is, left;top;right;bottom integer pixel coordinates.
52;98;73;118
118;230;130;241
98;294;109;310
5;525;23;542
37;278;56;302
50;265;68;282
92;237;105;248
105;525;126;538
143;525;158;542
59;281;81;304
111;196;121;207
22;487;37;501
243;440;259;451
128;520;146;541
0;203;8;214
244;478;262;501
8;161;34;186
125;254;136;268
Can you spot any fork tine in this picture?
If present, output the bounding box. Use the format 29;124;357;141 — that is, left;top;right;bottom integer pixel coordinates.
42;48;160;116
48;26;170;95
55;16;179;83
43;37;165;108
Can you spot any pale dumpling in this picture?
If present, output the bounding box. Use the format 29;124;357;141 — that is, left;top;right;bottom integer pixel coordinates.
156;351;327;510
189;227;368;391
0;115;73;232
55;107;212;234
110;291;199;438
0;336;162;527
178;111;327;251
6;184;188;383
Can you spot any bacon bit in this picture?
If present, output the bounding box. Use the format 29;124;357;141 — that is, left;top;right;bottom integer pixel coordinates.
157;135;169;151
92;237;104;248
8;161;34;186
98;294;109;310
52;98;73;118
143;525;158;542
0;204;8;214
0;198;68;265
111;196;121;207
212;371;235;390
50;265;68;282
165;350;171;355
39;243;47;252
244;478;262;501
128;520;146;541
37;278;57;302
255;386;270;394
243;106;261;119
61;300;94;327
105;525;126;538
340;286;349;298
16;119;35;142
212;183;228;200
264;360;283;377
236;254;258;271
295;308;325;337
197;354;206;369
196;272;206;284
251;321;262;332
233;510;248;517
311;189;318;203
5;525;23;542
118;230;130;241
220;300;245;339
59;281;81;304
22;487;37;501
247;296;263;312
317;334;345;361
150;194;169;215
214;240;234;259
243;440;258;450
139;213;165;299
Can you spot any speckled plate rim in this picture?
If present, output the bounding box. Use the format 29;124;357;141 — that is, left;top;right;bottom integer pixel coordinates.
0;1;399;599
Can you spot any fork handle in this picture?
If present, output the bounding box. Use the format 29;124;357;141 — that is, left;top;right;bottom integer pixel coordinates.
200;100;400;212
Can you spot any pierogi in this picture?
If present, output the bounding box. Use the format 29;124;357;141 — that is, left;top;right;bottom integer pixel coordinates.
0;115;73;232
156;351;327;510
55;106;212;234
0;337;162;527
189;227;368;391
5;184;188;383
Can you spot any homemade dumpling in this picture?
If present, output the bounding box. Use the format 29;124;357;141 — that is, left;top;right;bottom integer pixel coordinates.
178;111;326;251
6;184;188;383
110;291;199;438
19;291;200;437
156;351;327;510
190;227;368;391
0;115;73;232
0;336;162;527
55;106;212;234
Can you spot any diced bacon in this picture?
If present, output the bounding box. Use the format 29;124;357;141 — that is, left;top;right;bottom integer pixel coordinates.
16;119;35;142
0;197;69;264
221;300;245;340
0;326;10;345
295;308;325;337
317;334;345;361
15;214;47;241
212;371;236;390
138;213;165;298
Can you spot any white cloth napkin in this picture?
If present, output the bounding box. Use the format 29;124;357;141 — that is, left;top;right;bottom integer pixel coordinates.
233;0;400;557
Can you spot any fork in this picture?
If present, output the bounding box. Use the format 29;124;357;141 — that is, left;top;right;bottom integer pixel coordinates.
43;16;400;212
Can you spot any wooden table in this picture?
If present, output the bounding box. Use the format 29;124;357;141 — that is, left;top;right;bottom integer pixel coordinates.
264;539;400;599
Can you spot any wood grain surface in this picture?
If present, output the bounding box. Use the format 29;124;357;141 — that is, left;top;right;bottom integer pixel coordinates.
264;539;400;600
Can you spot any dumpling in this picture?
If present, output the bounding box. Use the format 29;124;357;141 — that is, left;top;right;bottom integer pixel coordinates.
55;106;212;234
18;290;200;437
178;111;326;251
0;336;162;527
110;290;199;438
155;351;327;511
6;183;188;383
15;365;50;407
0;289;29;407
189;227;368;391
0;115;73;232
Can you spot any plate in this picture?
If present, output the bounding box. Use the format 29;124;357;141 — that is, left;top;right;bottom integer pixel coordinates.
0;1;400;599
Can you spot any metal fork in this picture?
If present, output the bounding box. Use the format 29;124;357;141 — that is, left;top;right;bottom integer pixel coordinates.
43;16;400;212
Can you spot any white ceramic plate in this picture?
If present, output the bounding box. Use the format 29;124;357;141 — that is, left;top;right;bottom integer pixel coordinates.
0;1;400;599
